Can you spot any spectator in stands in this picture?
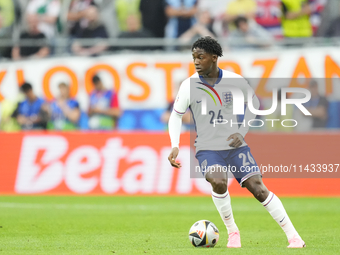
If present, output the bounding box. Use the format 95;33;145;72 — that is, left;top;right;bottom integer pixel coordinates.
305;80;329;129
198;0;232;37
161;80;191;129
0;0;16;58
280;0;313;37
1;99;22;131
0;0;15;35
228;16;273;48
25;0;61;39
179;10;215;43
13;82;47;130
264;89;294;132
67;0;97;37
165;0;198;38
118;14;155;51
88;75;120;130
325;12;340;37
115;0;141;32
293;80;329;132
12;15;50;60
255;0;282;39
309;0;327;35
199;0;231;19
44;82;81;131
71;6;108;56
161;101;191;129
139;0;167;38
224;0;257;31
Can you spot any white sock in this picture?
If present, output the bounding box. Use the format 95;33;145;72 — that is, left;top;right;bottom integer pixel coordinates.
262;192;300;240
211;190;239;234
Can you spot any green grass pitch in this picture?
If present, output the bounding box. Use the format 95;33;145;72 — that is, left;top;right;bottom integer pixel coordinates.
0;196;339;255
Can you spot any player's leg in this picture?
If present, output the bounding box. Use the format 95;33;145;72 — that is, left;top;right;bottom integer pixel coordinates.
243;176;305;248
205;165;239;233
205;166;241;248
230;146;305;248
195;150;241;248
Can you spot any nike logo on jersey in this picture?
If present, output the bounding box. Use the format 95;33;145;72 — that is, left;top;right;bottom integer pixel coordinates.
196;100;202;103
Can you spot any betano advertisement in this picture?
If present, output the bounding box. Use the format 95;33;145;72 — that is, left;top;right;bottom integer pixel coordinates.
1;47;340;111
0;132;339;196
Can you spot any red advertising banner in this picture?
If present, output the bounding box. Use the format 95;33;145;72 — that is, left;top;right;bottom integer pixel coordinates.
0;132;339;196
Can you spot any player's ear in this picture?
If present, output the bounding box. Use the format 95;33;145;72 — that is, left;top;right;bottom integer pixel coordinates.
212;54;218;63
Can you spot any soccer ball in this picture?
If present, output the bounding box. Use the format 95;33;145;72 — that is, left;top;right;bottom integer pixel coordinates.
188;220;219;248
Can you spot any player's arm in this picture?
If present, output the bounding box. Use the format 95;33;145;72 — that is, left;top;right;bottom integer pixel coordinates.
90;93;121;118
306;98;328;120
87;42;109;56
228;82;260;148
92;104;121;118
12;46;21;60
33;46;50;59
59;102;81;123
168;82;190;168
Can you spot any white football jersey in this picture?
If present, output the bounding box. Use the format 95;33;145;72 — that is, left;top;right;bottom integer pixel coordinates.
173;69;256;152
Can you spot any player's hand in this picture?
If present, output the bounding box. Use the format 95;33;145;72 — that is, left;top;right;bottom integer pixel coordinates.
301;3;312;15
17;115;28;125
227;133;244;148
168;147;182;168
89;107;101;115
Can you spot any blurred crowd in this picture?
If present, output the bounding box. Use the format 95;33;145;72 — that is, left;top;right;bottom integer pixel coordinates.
0;75;121;131
256;80;334;132
0;0;339;59
0;0;339;133
0;77;338;133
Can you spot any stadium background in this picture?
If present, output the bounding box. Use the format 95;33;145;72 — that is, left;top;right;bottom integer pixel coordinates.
1;0;340;196
0;0;340;254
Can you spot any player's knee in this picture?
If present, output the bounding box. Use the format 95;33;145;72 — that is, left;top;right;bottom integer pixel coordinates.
209;178;228;194
244;177;269;201
252;185;268;201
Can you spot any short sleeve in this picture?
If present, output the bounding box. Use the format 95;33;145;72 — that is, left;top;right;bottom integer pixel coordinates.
38;98;45;107
70;100;79;109
173;81;190;115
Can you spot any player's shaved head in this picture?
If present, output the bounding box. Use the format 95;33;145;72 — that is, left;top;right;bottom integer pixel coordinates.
192;36;223;57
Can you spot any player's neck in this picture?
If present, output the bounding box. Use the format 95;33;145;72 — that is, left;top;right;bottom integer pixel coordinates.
201;66;219;85
28;95;37;102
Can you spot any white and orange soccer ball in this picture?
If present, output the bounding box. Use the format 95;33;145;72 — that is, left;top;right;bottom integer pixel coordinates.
188;220;219;248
